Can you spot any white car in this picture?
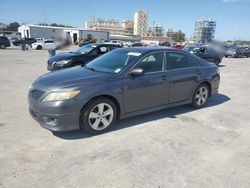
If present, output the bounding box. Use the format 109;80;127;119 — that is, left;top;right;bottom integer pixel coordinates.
31;39;59;50
105;40;122;46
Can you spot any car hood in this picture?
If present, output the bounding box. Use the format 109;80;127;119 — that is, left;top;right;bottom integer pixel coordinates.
33;66;110;90
48;52;83;62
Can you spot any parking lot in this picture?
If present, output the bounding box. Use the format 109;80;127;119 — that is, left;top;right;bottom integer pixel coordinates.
0;48;250;188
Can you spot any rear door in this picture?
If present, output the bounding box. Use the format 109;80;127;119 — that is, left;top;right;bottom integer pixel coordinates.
166;52;200;103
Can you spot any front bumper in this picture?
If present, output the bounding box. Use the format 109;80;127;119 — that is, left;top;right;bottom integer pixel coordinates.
28;91;84;132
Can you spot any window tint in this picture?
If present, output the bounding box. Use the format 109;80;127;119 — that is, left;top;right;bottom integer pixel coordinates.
134;52;164;73
189;57;200;67
166;52;188;70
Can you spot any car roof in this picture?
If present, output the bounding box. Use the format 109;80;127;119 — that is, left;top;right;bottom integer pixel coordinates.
90;43;120;47
116;47;188;54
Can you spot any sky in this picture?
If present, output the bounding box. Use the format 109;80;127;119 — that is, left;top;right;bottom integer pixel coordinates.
0;0;250;40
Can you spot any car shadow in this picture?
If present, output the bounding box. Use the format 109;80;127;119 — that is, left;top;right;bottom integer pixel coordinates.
53;93;230;140
218;64;226;67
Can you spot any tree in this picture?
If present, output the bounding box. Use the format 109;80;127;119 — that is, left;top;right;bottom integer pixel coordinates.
171;30;185;42
6;22;20;31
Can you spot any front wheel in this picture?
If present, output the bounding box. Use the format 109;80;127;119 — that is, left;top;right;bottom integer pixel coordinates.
80;98;117;135
191;84;209;109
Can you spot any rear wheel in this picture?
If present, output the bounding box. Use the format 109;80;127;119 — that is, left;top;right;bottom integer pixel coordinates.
0;44;6;49
36;45;42;50
191;84;209;109
80;98;117;135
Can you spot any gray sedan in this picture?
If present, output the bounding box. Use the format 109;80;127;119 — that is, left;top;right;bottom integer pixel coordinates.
28;48;220;135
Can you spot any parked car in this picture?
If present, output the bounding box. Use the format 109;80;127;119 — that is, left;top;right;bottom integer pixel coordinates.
31;39;59;50
225;46;250;58
29;47;220;135
159;41;171;47
183;45;223;65
0;36;11;49
47;43;121;71
224;46;241;58
173;44;185;50
131;42;144;47
13;38;37;46
242;47;250;57
79;41;93;47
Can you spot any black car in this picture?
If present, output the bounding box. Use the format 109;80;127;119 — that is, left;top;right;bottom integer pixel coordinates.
183;45;223;65
242;47;250;57
13;38;37;46
79;41;93;47
0;36;11;49
47;43;121;71
131;42;144;47
29;47;220;135
159;41;171;47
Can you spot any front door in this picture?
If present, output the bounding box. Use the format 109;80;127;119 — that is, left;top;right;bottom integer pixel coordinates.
123;52;169;113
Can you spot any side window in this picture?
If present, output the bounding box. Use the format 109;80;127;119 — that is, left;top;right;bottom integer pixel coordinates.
134;52;164;73
166;52;188;70
45;40;53;43
189;57;200;67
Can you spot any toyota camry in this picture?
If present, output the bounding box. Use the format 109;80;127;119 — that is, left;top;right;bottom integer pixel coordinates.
28;48;220;135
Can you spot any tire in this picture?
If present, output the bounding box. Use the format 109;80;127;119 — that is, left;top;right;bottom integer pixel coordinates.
191;84;209;109
36;45;42;50
0;44;6;49
80;98;117;135
215;58;221;65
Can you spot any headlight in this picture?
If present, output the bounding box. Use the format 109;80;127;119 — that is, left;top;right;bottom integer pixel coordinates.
42;90;80;102
55;60;71;66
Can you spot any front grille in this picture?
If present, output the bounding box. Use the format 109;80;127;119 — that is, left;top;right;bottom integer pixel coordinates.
30;89;45;100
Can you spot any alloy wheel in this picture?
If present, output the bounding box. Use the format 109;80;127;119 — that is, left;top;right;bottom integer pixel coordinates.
195;86;208;106
88;103;114;131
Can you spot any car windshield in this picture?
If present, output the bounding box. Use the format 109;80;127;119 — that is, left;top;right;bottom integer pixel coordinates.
85;49;140;74
73;44;97;54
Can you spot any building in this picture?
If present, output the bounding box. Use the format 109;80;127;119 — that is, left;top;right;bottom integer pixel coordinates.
134;9;148;36
165;28;174;38
85;17;134;35
122;20;134;35
193;18;216;43
147;22;164;37
18;24;109;43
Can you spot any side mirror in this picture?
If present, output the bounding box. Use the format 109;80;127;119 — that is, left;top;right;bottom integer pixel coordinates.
129;68;144;77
